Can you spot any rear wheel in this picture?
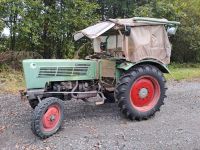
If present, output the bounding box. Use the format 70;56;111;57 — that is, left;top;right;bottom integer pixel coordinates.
115;65;167;120
31;97;64;139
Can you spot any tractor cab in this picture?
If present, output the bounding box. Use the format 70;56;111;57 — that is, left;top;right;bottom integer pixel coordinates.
74;17;180;64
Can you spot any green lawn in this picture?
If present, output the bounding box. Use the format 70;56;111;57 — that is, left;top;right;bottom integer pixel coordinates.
165;64;200;80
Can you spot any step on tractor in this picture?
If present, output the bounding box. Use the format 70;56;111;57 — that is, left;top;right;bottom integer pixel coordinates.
22;17;180;138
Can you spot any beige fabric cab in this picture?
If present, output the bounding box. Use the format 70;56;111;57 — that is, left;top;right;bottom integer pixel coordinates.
74;17;173;64
127;25;171;64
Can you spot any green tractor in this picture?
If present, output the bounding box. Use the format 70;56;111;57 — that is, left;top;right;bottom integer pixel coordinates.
22;17;180;138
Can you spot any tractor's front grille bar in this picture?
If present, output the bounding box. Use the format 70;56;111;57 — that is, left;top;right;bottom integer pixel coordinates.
38;66;89;78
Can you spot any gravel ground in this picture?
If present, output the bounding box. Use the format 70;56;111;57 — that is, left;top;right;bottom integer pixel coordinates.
1;80;200;150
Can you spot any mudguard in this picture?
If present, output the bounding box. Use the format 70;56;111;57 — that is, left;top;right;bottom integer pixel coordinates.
117;59;170;74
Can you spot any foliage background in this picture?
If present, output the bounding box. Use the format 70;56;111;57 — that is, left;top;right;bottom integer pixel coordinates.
0;0;200;65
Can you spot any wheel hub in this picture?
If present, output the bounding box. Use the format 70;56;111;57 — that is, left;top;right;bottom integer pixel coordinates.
139;88;148;99
130;76;161;111
50;115;56;121
42;105;61;131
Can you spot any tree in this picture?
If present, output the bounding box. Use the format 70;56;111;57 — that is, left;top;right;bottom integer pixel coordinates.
0;20;4;32
94;0;136;20
17;0;99;58
0;0;99;58
1;0;200;63
0;0;24;51
171;0;200;62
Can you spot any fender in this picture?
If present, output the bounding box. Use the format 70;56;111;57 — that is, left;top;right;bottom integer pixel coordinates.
117;59;170;74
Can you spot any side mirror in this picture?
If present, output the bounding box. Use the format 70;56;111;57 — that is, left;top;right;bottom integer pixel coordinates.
124;26;131;36
167;27;177;36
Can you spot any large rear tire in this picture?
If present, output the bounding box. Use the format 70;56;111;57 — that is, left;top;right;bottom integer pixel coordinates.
115;65;167;120
31;97;64;139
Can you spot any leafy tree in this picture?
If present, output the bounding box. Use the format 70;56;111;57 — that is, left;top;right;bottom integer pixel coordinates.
0;0;99;58
94;0;136;19
0;0;24;51
1;0;200;63
19;0;99;58
171;0;200;62
0;20;4;32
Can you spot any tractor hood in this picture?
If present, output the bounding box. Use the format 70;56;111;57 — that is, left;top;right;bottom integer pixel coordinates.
22;59;97;89
74;17;180;41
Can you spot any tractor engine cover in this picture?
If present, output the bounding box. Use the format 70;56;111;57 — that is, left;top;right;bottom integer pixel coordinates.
23;59;97;89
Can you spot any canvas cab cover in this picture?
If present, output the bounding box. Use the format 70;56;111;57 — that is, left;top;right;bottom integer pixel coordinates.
74;17;180;64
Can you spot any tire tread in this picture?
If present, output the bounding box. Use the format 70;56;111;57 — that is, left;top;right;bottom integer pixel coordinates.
115;65;167;121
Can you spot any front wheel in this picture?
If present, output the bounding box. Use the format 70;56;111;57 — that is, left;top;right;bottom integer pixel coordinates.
31;97;64;139
115;65;167;120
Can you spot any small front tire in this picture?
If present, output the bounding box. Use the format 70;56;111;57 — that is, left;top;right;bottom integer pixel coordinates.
31;97;64;139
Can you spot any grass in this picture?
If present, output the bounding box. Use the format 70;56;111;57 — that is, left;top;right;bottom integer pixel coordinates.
165;63;200;80
1;63;200;94
0;68;25;94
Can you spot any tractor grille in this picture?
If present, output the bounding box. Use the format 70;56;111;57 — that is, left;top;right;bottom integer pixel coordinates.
38;65;89;78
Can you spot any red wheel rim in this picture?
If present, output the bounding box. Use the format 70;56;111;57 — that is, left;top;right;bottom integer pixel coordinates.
130;76;160;112
42;104;61;131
